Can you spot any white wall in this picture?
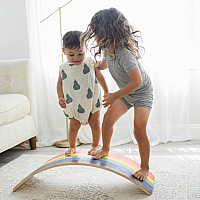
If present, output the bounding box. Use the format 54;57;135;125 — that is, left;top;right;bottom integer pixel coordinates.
0;0;29;60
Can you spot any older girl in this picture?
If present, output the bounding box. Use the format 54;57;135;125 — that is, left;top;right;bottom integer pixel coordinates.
81;8;153;181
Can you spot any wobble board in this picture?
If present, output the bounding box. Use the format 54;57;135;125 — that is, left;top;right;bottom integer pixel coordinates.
13;149;155;195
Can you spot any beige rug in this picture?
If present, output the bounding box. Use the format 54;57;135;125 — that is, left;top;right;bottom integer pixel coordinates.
0;154;200;199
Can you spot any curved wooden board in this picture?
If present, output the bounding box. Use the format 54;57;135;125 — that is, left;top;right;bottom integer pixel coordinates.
13;149;155;195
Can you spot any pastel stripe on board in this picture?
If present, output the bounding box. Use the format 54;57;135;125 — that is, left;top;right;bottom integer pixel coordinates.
35;150;154;183
34;150;154;192
13;149;155;195
40;150;154;183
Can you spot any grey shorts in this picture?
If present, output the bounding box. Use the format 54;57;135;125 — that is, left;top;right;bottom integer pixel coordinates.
120;92;153;110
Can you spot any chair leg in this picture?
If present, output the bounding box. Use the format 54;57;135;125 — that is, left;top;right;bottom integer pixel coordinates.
29;136;36;150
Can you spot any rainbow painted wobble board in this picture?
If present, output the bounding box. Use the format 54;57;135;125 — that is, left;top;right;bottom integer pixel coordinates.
13;149;155;195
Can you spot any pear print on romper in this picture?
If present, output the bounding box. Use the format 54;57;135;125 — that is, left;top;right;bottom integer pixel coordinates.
66;93;73;104
77;104;85;113
61;69;67;80
73;79;80;90
63;111;69;117
95;75;98;83
95;98;100;108
87;88;93;99
83;63;90;74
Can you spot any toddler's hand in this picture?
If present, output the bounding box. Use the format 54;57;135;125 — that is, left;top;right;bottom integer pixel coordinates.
59;97;66;108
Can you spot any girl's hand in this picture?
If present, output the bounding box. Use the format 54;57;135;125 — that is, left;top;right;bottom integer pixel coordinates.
94;61;100;68
102;93;117;108
59;97;66;108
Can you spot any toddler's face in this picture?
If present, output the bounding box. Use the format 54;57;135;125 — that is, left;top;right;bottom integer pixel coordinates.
63;47;85;65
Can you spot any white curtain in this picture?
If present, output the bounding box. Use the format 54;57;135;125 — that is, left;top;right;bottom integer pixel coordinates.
26;0;66;147
26;0;200;147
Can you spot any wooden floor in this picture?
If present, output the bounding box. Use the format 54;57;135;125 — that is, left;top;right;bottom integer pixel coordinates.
0;140;200;168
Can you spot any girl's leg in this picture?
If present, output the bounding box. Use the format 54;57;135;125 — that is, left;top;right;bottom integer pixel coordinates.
132;107;151;180
87;110;101;155
65;118;81;156
91;99;128;159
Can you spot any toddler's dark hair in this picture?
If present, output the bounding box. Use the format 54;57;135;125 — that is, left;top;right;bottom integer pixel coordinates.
62;30;82;49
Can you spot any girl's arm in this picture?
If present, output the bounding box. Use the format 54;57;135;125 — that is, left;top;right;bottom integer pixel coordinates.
57;72;66;108
103;67;142;108
95;66;109;95
114;67;142;99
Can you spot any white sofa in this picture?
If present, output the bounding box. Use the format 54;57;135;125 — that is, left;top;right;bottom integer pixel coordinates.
0;59;38;153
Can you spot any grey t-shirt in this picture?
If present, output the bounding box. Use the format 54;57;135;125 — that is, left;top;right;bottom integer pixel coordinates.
103;47;153;97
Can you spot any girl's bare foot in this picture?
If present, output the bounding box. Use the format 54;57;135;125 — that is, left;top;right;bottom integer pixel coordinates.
65;147;76;156
87;146;99;155
132;168;149;181
91;148;109;159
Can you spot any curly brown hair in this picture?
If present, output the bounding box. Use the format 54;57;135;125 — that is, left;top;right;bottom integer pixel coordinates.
81;7;143;59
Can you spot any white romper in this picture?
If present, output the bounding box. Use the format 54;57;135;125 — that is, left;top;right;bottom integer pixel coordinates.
59;57;102;125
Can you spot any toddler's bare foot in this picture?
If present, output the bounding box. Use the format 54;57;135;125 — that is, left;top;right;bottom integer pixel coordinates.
132;168;149;181
65;147;76;156
91;148;109;159
87;146;99;155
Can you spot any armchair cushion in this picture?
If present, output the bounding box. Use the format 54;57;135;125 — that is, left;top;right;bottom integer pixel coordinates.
0;94;30;126
0;59;38;153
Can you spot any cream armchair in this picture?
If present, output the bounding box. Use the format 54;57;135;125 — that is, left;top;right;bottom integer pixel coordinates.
0;59;38;153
